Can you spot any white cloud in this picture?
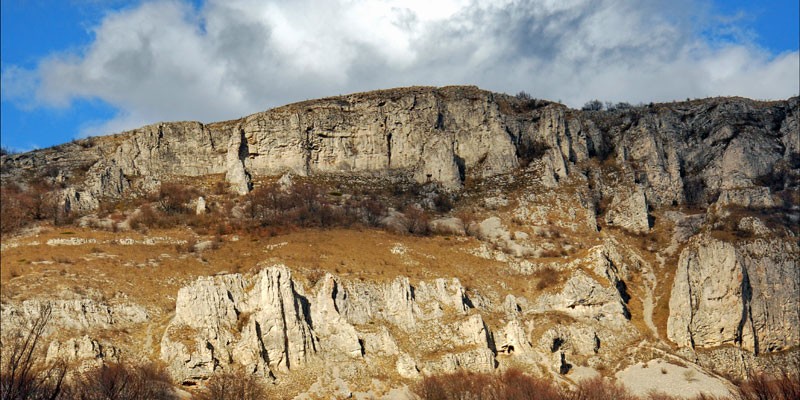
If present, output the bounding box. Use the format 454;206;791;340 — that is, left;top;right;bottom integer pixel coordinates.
3;0;798;137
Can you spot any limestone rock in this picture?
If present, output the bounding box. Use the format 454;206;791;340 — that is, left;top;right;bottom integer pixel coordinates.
195;196;206;215
1;299;148;336
45;336;119;366
311;274;362;358
667;236;800;353
428;217;466;236
604;186;649;234
161;266;317;382
396;353;420;379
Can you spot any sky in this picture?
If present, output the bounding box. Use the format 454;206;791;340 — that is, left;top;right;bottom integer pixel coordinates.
1;0;798;152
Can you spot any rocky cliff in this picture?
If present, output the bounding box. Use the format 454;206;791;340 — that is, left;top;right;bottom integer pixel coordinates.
1;86;798;397
4;86;796;206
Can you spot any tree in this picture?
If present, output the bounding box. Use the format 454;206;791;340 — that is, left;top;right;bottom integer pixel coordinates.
582;99;604;111
1;304;68;400
515;91;532;100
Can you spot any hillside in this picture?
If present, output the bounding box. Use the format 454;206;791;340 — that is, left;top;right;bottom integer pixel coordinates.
1;86;798;399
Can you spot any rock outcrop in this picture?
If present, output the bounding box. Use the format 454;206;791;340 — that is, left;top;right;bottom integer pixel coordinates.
3;87;795;215
667;236;800;354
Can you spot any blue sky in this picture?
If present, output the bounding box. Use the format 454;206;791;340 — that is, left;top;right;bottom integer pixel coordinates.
2;0;798;152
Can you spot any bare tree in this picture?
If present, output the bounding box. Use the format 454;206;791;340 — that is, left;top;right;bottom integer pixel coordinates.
1;305;67;400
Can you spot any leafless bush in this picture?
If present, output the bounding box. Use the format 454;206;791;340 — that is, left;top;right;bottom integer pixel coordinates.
415;368;561;400
582;99;604;111
0;304;68;400
535;266;561;290
195;367;267;400
404;205;430;236
738;359;800;400
72;361;176;400
360;196;386;227
563;377;635;400
157;182;196;215
1;183;32;235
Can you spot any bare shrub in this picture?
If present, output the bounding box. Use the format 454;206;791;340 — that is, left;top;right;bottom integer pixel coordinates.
564;377;635;400
499;368;560;400
535;266;561;290
196;367;267;400
360;196;386;227
1;183;33;235
157;182;195;215
433;192;454;213
404;205;430;236
738;360;800;400
582;99;604;111
72;361;176;400
415;368;561;400
0;304;68;400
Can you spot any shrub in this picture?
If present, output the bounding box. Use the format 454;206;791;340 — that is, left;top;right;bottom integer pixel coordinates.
157;182;196;215
1;183;34;235
517;140;551;167
515;91;532;101
738;360;800;400
196;367;267;400
0;304;68;400
72;361;176;400
360;196;387;227
536;266;561;290
414;368;561;400
404;204;430;236
564;377;635;400
582;100;604;111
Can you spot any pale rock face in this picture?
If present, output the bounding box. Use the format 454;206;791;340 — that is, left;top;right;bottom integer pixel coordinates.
428;217;466;236
161;266;317;382
195;196;207;215
414;278;470;319
226;129;252;195
422;348;497;374
45;336;118;367
160;267;494;382
533;271;629;325
396;353;420;379
61;188;100;214
360;327;399;357
382;277;419;330
311;274;362;358
0;299;148;336
495;320;533;358
3;89;794;213
720;134;782;189
604;186;649;234
667;236;800;353
713;187;774;210
470;216;536;258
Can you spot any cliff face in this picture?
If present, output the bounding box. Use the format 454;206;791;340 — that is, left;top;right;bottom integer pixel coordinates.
3;86;796;208
1;86;798;395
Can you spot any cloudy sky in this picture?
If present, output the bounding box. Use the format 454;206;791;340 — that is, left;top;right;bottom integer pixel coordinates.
1;0;798;151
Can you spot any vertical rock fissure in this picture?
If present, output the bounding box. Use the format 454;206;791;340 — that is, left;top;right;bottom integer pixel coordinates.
686;259;696;349
736;263;757;354
254;321;271;367
237;130;253;190
303;123;314;176
386;126;392;169
277;281;291;370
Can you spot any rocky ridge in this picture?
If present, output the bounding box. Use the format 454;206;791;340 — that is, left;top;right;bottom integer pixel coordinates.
1;86;798;397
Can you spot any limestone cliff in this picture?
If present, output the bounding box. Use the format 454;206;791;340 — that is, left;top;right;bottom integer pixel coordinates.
3;87;796;210
1;86;798;397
